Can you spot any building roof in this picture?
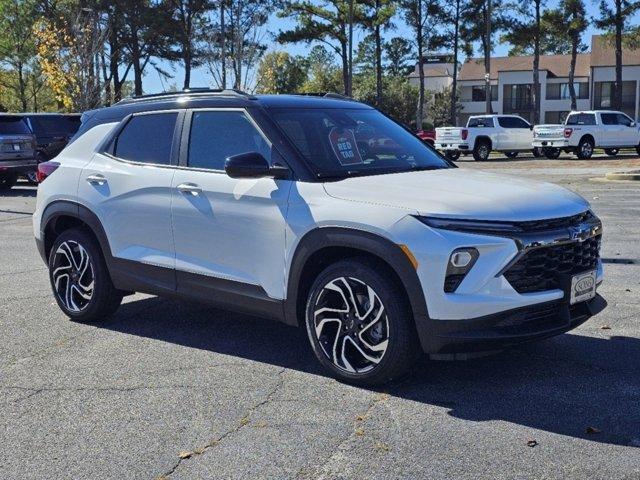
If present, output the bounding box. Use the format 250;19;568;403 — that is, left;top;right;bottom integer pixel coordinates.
459;53;591;81
591;35;640;67
408;65;454;79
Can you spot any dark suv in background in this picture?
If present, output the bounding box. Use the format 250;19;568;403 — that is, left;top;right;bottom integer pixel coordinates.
0;115;36;190
21;113;81;183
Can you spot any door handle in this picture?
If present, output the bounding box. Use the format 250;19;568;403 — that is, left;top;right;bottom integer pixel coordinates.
86;174;107;186
177;183;202;196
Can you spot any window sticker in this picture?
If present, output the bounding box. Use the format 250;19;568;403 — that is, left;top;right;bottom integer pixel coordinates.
328;127;363;166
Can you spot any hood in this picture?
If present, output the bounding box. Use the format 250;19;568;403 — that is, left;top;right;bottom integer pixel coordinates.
323;169;590;221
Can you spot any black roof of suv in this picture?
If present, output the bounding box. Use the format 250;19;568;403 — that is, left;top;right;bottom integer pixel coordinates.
74;90;372;142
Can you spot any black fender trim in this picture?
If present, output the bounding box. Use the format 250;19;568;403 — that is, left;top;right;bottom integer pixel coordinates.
284;227;429;330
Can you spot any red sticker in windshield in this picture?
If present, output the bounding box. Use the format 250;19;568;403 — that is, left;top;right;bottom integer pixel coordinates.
328;128;363;166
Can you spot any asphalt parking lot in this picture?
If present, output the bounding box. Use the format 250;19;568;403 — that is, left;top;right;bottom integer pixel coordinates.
1;154;639;479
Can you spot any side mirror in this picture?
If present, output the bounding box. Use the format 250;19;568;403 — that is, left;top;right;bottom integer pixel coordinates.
529;125;534;130
225;152;289;179
630;121;636;128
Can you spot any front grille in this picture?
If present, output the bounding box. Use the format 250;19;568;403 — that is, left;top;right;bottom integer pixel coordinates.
512;211;594;232
504;235;601;293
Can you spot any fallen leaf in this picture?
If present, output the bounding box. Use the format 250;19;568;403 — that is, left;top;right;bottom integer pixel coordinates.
586;426;601;434
374;442;391;452
178;451;192;459
356;414;366;422
240;416;249;426
625;289;631;292
527;439;538;447
193;448;206;455
600;324;611;330
355;427;365;436
254;420;267;428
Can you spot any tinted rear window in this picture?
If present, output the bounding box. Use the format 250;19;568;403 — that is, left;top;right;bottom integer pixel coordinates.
114;113;177;165
29;116;81;135
467;117;494;128
566;113;596;126
0;117;30;135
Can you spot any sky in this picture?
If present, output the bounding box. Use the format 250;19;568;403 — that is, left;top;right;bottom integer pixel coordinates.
143;1;640;93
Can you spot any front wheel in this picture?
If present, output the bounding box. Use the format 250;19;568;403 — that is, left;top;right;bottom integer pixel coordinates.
543;147;561;159
49;228;123;323
473;140;491;161
444;150;461;161
304;259;420;386
604;148;619;156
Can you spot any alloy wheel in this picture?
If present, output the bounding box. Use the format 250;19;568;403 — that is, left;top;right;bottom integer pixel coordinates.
312;276;389;374
51;240;94;312
581;141;593;157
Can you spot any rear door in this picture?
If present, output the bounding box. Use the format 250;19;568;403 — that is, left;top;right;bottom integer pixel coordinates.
599;113;620;146
496;117;518;150
77;110;183;291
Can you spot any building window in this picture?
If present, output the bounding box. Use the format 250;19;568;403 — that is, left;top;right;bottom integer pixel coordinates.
503;84;534;114
594;81;636;118
544;111;570;124
546;83;589;100
471;85;498;102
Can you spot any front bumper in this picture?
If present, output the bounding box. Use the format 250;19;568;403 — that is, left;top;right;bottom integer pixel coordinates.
532;139;570;148
416;294;606;356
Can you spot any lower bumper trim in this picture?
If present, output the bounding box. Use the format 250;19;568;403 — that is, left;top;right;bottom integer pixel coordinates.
416;294;606;354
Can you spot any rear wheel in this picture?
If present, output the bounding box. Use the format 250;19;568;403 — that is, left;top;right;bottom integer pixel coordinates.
473;140;491;161
505;151;518;159
0;173;18;191
49;228;123;323
604;148;619;156
543;147;561;159
444;150;461;161
637;145;640;156
576;137;594;159
532;147;543;158
305;258;420;386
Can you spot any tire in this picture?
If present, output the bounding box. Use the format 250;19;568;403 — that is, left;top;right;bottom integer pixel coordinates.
604;148;619;156
444;150;461;161
531;147;543;158
543;147;561;159
304;258;420;386
0;173;18;191
636;146;640;156
576;136;594;159
473;140;491;161
48;228;123;323
505;151;518;159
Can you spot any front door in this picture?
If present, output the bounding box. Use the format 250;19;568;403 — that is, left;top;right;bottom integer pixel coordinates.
171;109;291;301
616;113;638;146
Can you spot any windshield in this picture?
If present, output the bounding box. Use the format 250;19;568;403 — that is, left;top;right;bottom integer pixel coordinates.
270;108;452;179
0;116;30;135
29;115;81;135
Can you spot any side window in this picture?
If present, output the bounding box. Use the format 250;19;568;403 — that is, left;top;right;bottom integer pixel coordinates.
187;110;271;170
114;113;177;165
566;113;596;126
468;117;494;128
498;117;516;128
616;113;633;126
601;113;617;125
511;117;530;129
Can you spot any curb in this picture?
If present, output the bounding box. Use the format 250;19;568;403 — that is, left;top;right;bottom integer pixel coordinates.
604;170;640;181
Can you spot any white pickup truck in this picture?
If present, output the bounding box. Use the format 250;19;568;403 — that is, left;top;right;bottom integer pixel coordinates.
533;110;640;159
435;115;535;161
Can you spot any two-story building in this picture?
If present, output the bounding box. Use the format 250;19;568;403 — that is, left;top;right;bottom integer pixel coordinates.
410;36;640;126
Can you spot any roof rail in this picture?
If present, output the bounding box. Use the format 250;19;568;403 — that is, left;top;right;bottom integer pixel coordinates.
292;92;357;102
115;88;256;105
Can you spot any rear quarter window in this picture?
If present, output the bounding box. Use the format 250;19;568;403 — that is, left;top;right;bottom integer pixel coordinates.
467;117;494;128
113;112;177;165
566;113;596;126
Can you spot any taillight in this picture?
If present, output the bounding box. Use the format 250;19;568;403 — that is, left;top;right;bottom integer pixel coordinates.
36;161;60;183
461;129;468;140
564;128;573;138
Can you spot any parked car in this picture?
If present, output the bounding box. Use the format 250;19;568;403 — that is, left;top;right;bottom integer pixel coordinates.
34;90;606;385
20;113;81;183
435;115;535;161
0;115;37;190
416;129;435;146
533;110;640;159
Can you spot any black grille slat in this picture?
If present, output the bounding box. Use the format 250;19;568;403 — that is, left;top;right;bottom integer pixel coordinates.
512;211;593;232
504;236;601;293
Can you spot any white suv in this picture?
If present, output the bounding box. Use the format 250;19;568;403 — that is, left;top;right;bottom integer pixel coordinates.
33;91;606;385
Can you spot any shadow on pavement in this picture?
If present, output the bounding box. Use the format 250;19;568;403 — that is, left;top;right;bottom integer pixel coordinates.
1;186;37;198
98;295;640;448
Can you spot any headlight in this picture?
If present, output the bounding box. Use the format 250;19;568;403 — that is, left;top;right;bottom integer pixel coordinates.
415;216;522;235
